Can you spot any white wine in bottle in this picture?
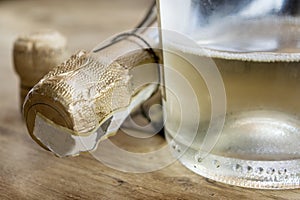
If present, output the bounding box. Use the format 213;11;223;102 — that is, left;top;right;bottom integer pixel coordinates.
163;17;300;189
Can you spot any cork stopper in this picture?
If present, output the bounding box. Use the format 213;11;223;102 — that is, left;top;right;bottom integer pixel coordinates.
13;30;68;109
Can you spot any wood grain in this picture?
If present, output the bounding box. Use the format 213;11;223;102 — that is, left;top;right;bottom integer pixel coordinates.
0;0;299;199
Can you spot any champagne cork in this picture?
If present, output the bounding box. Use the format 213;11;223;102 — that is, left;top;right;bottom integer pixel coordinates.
13;30;68;109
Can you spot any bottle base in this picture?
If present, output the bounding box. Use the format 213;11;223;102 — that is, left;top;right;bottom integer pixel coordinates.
165;110;300;189
179;150;300;189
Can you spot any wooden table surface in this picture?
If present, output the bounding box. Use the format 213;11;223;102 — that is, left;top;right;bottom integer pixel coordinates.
0;0;299;199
